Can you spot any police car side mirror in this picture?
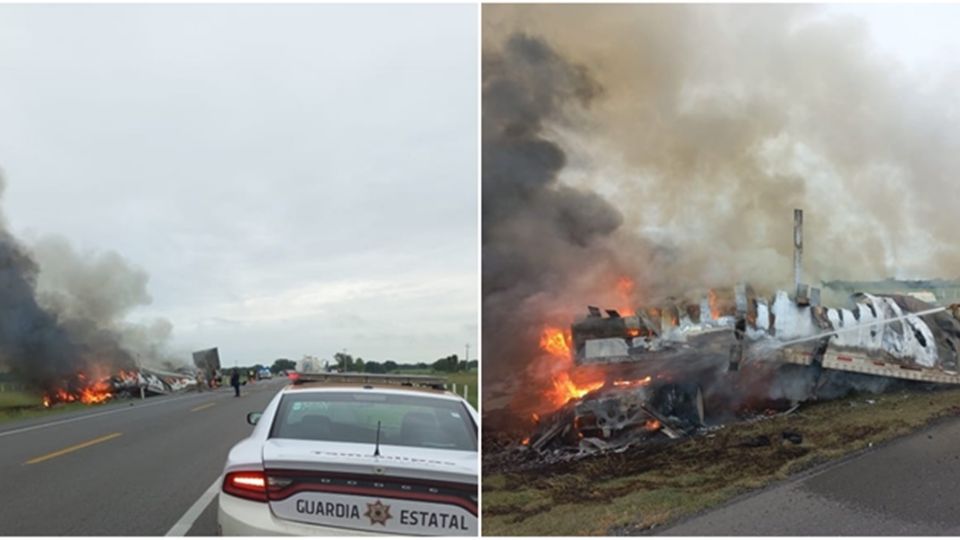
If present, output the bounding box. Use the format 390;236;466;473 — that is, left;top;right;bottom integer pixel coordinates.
247;412;262;425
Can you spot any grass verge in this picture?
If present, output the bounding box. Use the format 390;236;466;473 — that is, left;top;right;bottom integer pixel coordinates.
389;369;477;408
446;371;478;409
0;390;96;425
482;387;960;535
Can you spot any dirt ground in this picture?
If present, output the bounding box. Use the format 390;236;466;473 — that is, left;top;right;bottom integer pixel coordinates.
482;386;960;536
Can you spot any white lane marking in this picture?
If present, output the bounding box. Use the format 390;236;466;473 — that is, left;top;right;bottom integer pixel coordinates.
165;475;223;536
0;392;224;439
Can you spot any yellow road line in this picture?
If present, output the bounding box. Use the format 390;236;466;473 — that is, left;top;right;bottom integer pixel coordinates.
24;432;122;465
191;402;216;412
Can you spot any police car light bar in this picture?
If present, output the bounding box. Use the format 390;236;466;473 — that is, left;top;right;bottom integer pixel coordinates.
290;372;448;389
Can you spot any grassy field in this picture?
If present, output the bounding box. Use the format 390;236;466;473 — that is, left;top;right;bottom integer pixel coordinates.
0;390;40;409
445;371;478;409
387;369;477;408
0;390;95;424
482;387;960;535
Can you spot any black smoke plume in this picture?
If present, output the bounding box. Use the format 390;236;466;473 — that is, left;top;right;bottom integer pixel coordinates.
0;172;174;390
483;34;654;407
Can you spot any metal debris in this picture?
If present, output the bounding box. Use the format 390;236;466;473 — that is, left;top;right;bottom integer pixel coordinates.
782;430;803;444
740;435;771;448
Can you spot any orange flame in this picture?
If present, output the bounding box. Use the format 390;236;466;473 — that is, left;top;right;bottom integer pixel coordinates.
539;327;571;357
616;277;636;316
546;372;604;408
43;372;114;407
79;382;112;405
536;326;607;410
708;289;721;320
645;419;662;431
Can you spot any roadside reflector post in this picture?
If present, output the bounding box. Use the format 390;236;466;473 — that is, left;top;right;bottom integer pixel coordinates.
453;383;458;395
140;386;145;400
464;384;469;400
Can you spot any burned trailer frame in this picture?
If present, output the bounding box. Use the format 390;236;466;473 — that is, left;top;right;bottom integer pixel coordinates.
192;347;222;387
572;287;960;392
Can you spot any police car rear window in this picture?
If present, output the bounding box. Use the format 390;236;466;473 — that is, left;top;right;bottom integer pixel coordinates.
269;392;477;451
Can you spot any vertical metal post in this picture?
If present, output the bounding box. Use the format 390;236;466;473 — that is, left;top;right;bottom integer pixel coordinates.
794;209;803;296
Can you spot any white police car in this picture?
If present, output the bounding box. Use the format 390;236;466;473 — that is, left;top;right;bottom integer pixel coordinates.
217;373;478;536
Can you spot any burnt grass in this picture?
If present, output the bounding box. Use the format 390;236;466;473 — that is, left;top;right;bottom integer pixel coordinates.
482;387;960;536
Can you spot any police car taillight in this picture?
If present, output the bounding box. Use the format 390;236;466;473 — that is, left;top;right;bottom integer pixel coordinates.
223;471;268;502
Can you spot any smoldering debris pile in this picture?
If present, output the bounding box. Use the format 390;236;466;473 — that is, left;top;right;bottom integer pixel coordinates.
531;382;704;451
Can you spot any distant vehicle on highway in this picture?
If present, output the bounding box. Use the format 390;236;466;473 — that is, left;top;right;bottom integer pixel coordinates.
218;373;478;536
258;368;272;380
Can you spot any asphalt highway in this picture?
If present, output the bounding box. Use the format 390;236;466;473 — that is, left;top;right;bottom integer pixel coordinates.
661;415;960;535
0;378;286;535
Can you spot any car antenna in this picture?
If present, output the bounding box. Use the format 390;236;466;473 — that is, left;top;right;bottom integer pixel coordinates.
373;420;382;457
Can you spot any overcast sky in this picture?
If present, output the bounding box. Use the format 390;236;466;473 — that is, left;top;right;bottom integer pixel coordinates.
0;4;478;367
824;4;960;74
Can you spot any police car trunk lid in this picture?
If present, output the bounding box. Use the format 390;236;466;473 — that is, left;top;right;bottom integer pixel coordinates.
262;439;477;535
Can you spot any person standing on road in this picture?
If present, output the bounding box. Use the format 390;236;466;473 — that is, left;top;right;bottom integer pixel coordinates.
231;368;241;397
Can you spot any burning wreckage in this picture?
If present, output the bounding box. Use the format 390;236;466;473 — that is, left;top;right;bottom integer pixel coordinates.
522;287;960;459
35;348;227;408
512;210;960;459
39;368;199;408
33;348;224;408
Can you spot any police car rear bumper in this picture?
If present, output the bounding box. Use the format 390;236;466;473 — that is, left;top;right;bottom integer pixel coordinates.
218;492;386;536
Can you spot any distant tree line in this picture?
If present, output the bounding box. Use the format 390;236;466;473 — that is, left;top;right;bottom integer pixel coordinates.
331;352;477;374
233;354;479;376
270;358;296;373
